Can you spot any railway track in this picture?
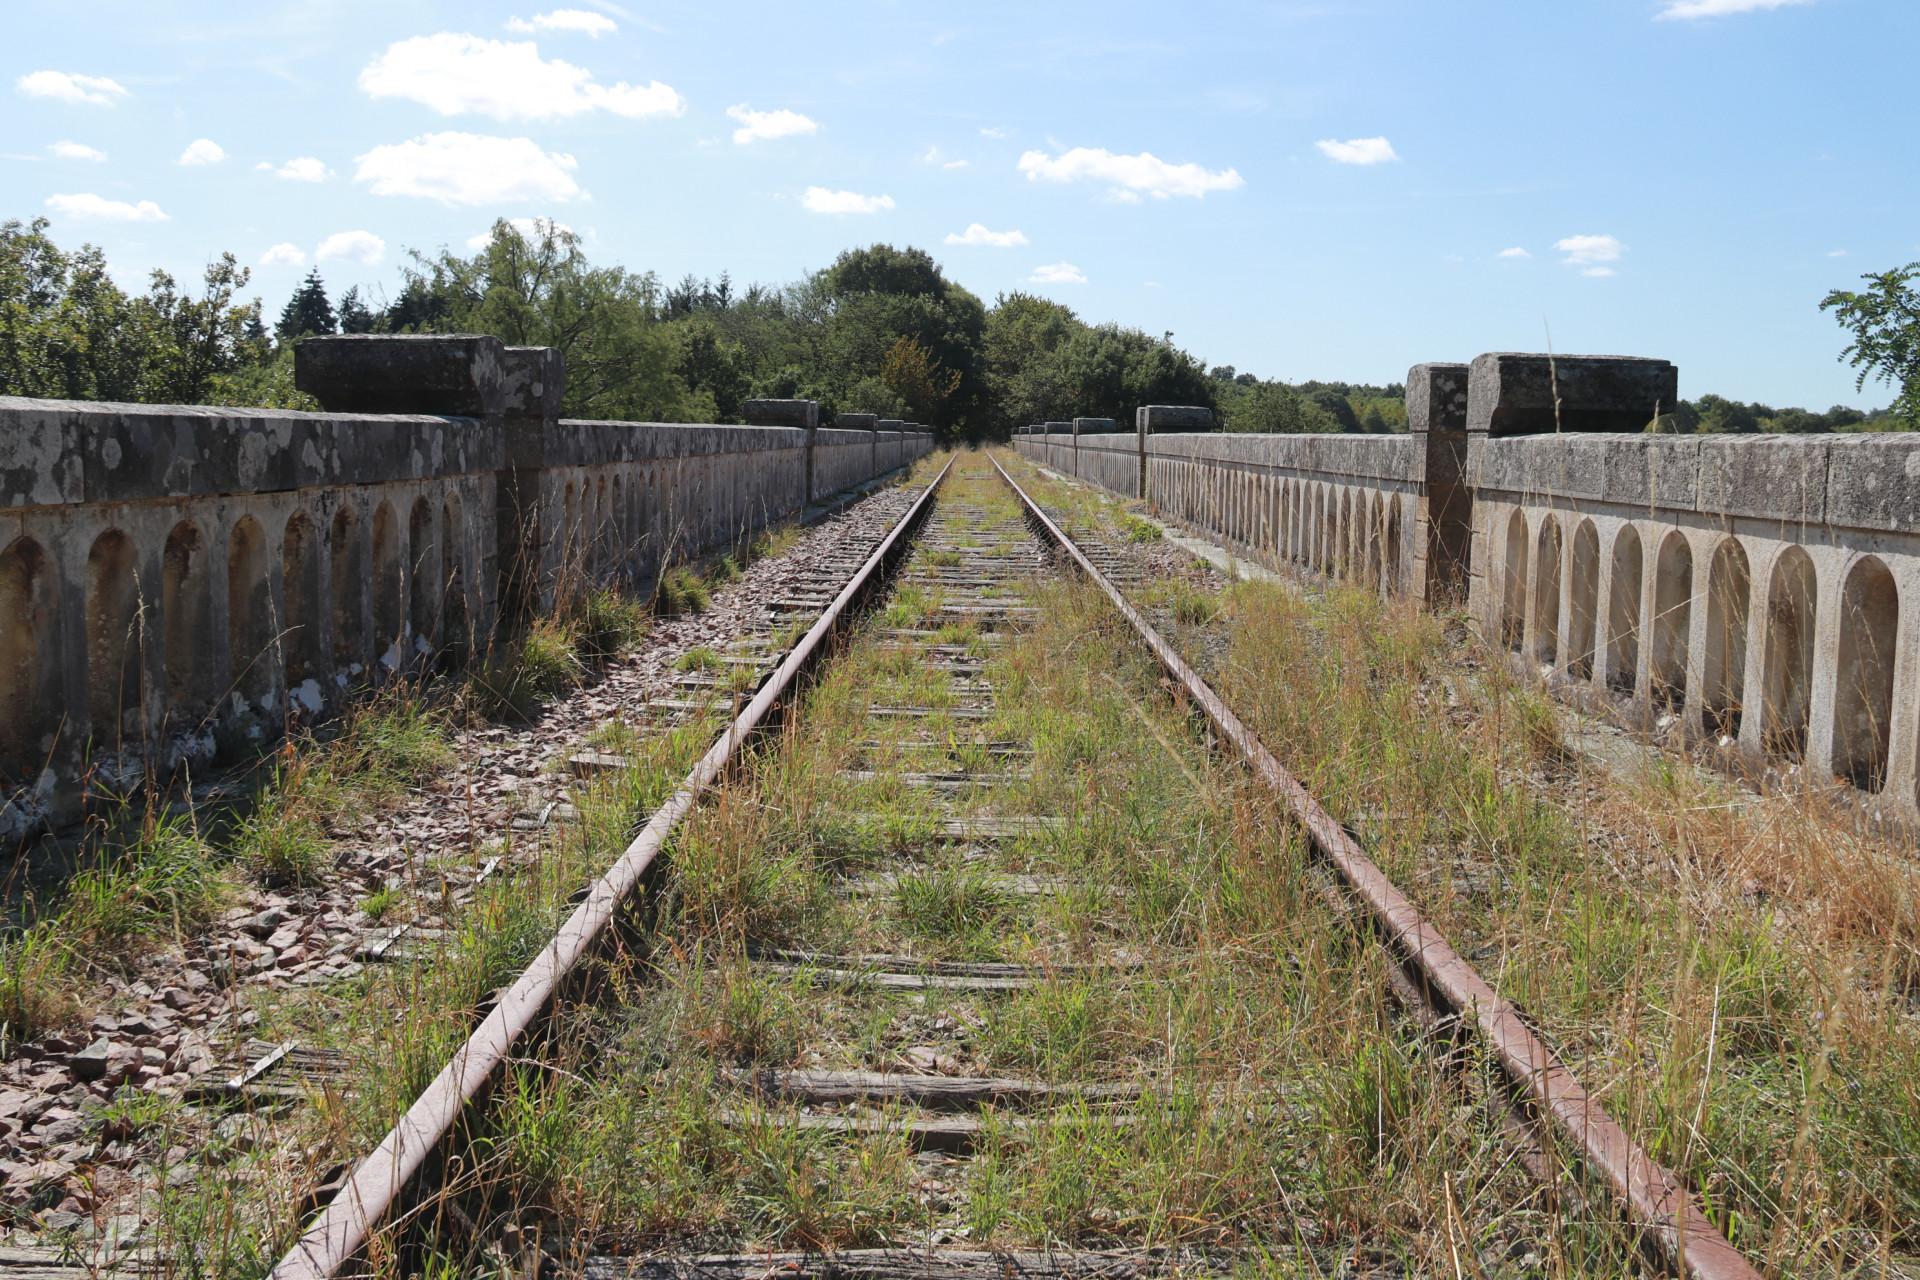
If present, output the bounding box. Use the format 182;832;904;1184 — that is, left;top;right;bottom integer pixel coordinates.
273;451;1759;1280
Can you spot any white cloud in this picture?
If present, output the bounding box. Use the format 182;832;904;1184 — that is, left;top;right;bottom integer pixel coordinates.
259;243;306;266
1497;246;1530;259
1657;0;1810;19
1017;147;1243;200
1553;234;1625;272
1315;136;1399;165
1827;249;1849;258
16;71;128;107
360;33;683;121
727;104;818;144
923;146;968;169
44;192;165;221
354;132;583;205
801;186;893;215
467;216;573;248
980;127;1010;138
317;231;386;265
258;156;330;181
506;8;617;36
944;223;1027;248
179;138;226;166
49;141;106;161
1028;262;1087;284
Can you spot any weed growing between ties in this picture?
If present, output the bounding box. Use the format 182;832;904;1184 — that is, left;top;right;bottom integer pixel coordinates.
407;452;1652;1276
1006;452;1920;1275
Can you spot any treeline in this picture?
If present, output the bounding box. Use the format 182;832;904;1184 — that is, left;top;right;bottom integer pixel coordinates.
1655;395;1898;435
4;216;1909;438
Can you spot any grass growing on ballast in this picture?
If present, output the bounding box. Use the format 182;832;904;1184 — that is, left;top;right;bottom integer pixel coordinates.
419;452;1654;1277
1006;449;1920;1277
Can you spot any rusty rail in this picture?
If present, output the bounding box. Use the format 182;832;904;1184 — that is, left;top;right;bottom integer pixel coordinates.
989;454;1760;1280
272;457;954;1280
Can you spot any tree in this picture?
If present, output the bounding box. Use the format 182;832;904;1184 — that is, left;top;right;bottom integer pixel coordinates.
0;217;146;400
277;268;335;341
1050;324;1214;427
1822;263;1920;426
981;292;1083;435
1222;382;1340;434
879;336;961;421
397;218;705;422
136;253;266;404
337;286;377;334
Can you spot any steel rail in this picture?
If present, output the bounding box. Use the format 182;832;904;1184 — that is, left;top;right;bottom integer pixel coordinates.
272;456;956;1280
989;455;1759;1280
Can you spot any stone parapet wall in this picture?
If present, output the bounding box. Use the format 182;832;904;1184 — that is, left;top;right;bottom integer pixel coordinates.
0;338;933;838
1015;355;1920;823
1469;430;1920;817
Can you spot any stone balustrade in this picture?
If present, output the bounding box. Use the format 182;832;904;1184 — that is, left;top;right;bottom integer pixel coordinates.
0;335;933;837
1015;354;1920;821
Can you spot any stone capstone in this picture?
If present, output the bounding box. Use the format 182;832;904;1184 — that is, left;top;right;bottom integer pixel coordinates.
295;334;508;416
1072;418;1120;435
1465;352;1678;436
1135;405;1215;433
1407;363;1470;433
741;399;819;429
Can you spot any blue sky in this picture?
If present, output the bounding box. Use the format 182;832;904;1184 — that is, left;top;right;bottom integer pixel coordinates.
6;0;1914;409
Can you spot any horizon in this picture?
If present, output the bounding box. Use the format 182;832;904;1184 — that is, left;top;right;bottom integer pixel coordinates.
6;0;1914;412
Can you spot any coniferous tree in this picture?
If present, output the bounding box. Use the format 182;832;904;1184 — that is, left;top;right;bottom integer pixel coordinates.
337;285;377;334
276;268;335;341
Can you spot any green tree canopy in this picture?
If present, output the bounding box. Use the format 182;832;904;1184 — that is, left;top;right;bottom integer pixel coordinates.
1822;262;1920;426
396;218;705;422
277;267;336;341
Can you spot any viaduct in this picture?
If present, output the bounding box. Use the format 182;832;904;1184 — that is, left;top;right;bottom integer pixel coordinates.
0;334;933;839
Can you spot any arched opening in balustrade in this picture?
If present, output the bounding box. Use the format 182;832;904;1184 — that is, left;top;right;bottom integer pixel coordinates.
1384;497;1402;595
280;511;323;694
1607;526;1642;695
1337;490;1353;579
562;479;579;585
227;515;272;706
442;493;468;662
1652;532;1693;711
409;496;438;647
594;475;609;575
0;537;58;781
1703;539;1752;740
1761;546;1816;758
371;500;402;661
1533;516;1563;667
330;507;362;668
1833;556;1898;792
1502;510;1528;652
1367;493;1384;589
611;475;625;579
84;529;142;747
1568;520;1600;680
1284;481;1298;562
162;522;213;719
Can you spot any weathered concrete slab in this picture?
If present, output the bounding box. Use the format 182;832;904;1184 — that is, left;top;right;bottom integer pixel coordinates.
295;334;506;416
1466;353;1677;436
1407;363;1469;433
742;399;819;429
1136;405;1214;433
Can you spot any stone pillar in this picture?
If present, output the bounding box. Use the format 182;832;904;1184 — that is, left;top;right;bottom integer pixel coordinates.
498;347;565;620
296;332;543;626
1135;405;1214;502
1408;363;1471;604
743;398;820;501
